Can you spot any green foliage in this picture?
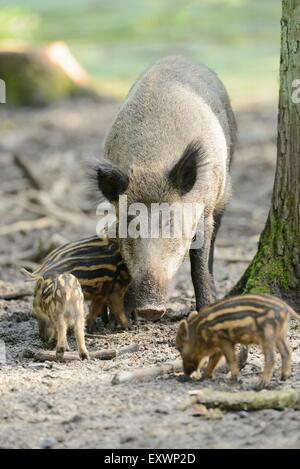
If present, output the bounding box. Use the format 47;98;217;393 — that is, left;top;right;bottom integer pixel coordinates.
0;6;38;42
0;0;281;101
0;51;76;105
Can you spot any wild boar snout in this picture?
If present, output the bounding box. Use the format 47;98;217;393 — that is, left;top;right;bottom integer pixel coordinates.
119;237;188;321
134;272;167;320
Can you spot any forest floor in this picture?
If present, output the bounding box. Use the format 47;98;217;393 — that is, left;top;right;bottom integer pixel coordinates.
0;96;299;449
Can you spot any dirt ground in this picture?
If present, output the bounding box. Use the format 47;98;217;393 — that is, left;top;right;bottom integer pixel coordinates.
0;97;299;449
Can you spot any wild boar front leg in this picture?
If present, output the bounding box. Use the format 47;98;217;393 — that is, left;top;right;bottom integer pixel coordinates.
32;296;50;342
202;352;223;379
124;286;137;322
86;299;106;333
108;292;129;329
190;214;216;310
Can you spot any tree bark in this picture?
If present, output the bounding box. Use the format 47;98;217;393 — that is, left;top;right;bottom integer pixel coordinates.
233;0;300;298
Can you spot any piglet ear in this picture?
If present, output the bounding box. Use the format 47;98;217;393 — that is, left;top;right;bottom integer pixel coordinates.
95;160;129;202
168;141;208;196
176;320;189;347
187;310;198;321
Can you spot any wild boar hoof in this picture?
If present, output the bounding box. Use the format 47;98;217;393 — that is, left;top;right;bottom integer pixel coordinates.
256;379;270;391
177;374;192;383
80;351;89;360
126;322;134;331
56;347;65;361
280;372;291;381
86;324;95;334
230;374;240;383
117;318;129;330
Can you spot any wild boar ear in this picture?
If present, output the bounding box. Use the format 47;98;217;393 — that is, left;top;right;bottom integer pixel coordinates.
95;160;129;202
177;319;189;343
188;310;198;321
168;141;208;196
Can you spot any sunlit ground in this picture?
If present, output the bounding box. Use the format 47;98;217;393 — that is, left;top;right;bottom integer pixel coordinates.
0;0;281;104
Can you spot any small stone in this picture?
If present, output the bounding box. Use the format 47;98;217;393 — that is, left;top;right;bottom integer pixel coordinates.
192;404;209;417
27;363;48;370
154;408;169;415
120;435;135;444
40;436;57;449
64;415;83;424
238;411;248;419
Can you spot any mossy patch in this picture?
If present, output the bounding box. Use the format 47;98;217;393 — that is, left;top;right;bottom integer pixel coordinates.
232;212;299;296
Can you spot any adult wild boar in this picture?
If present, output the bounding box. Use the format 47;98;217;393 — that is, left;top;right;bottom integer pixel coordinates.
94;56;236;320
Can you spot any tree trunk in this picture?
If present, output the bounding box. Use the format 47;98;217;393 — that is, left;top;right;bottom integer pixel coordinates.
233;0;300;298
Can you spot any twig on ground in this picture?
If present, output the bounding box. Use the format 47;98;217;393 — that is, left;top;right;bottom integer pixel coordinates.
112;359;182;385
23;344;139;362
0;281;34;299
85;333;111;339
0;289;33;300
0;217;60;236
27;190;93;228
13;154;44;190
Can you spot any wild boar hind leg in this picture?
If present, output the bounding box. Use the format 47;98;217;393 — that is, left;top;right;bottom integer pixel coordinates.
220;341;240;382
202;352;223;379
190;214;216;310
276;336;292;381
258;342;276;389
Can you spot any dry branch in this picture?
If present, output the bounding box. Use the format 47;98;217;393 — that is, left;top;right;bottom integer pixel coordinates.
13;154;44;190
112;359;182;385
187;388;300;411
0;217;60;236
23;344;139;362
0;289;33;300
27;190;93;228
0;280;34;299
85;333;111;339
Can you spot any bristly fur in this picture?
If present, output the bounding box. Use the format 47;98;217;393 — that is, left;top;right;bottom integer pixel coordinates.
168;140;209;196
86;158;129;203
